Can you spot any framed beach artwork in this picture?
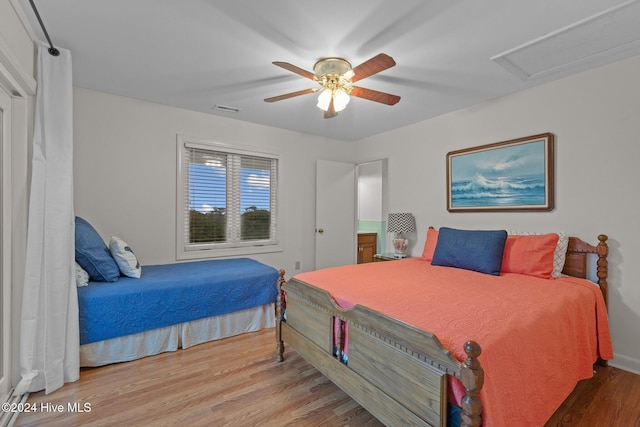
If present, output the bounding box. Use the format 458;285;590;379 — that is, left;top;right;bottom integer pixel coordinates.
446;133;554;212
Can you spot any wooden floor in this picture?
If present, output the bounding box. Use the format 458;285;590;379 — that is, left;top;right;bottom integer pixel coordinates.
14;329;640;427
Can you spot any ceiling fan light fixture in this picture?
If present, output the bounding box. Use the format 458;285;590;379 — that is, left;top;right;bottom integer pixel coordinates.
316;88;350;112
332;88;350;112
316;88;332;111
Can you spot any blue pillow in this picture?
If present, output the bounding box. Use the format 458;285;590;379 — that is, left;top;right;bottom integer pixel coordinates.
75;217;120;282
431;227;508;276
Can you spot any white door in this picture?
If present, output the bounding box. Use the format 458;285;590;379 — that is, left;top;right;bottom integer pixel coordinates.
0;85;11;396
315;160;356;269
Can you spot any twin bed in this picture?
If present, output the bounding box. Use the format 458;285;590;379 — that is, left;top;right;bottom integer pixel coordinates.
78;257;282;366
276;229;613;426
74;216;284;367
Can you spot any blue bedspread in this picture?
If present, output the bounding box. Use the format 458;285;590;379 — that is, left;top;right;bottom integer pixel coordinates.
77;258;279;345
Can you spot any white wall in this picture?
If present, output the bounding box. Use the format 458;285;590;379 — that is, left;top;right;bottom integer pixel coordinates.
353;54;640;374
73;88;355;276
357;161;383;221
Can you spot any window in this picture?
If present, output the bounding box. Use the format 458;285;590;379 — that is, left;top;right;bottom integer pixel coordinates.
176;136;280;259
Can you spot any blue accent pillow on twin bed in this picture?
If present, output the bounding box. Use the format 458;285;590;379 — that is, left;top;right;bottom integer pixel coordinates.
75;216;120;282
431;227;508;276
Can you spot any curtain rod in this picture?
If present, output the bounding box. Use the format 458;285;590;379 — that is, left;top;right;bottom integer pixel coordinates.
28;0;60;56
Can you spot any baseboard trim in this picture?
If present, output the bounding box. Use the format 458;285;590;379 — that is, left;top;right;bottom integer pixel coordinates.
610;353;640;375
0;390;27;427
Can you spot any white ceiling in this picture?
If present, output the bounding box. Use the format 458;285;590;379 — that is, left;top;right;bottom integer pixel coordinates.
17;0;640;141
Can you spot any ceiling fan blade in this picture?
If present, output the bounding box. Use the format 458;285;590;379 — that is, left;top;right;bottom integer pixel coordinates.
264;88;317;103
324;97;337;119
351;86;400;105
351;53;396;82
272;61;317;81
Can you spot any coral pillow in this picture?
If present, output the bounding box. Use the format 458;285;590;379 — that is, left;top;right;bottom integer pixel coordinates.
420;228;439;261
501;233;559;278
510;230;568;278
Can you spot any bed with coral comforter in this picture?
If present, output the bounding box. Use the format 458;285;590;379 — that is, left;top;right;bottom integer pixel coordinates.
276;229;612;426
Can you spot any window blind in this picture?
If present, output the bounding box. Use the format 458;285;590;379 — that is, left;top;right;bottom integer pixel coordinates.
182;145;278;251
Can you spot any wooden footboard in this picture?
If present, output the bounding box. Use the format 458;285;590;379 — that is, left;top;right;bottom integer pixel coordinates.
275;277;483;427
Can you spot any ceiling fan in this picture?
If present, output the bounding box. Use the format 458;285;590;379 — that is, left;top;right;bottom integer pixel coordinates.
264;53;401;119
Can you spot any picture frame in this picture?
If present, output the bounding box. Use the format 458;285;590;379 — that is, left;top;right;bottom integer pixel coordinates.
446;133;554;212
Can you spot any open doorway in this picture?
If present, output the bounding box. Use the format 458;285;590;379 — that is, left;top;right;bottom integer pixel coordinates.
356;159;388;262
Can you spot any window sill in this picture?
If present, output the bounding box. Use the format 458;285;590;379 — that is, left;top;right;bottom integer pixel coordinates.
176;243;283;261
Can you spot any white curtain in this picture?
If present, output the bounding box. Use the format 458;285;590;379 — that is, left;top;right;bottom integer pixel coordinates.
14;43;78;395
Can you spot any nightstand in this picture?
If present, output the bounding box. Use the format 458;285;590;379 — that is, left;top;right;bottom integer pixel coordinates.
373;253;409;262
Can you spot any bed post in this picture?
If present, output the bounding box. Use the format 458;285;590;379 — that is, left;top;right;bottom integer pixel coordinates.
595;235;609;368
275;269;286;362
460;340;484;427
596;235;609;308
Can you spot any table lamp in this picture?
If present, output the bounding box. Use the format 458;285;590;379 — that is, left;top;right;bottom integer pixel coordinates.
387;213;416;258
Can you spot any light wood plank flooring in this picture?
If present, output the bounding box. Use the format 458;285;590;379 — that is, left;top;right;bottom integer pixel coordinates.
14;329;640;426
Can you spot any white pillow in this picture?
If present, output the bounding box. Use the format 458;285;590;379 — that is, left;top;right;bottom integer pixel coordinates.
75;262;90;287
109;236;141;278
508;231;568;278
552;231;569;278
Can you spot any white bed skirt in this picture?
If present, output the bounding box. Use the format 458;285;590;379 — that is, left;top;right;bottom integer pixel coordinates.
79;303;275;367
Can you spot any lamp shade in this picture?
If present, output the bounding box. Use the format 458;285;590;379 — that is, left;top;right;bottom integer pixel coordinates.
387;213;416;233
316;89;332;111
332;89;350;112
317;88;351;112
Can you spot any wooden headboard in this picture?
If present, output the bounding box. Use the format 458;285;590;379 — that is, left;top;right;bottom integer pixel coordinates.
562;235;609;306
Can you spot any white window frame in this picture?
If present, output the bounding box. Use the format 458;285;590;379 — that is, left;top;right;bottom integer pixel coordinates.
176;135;282;260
